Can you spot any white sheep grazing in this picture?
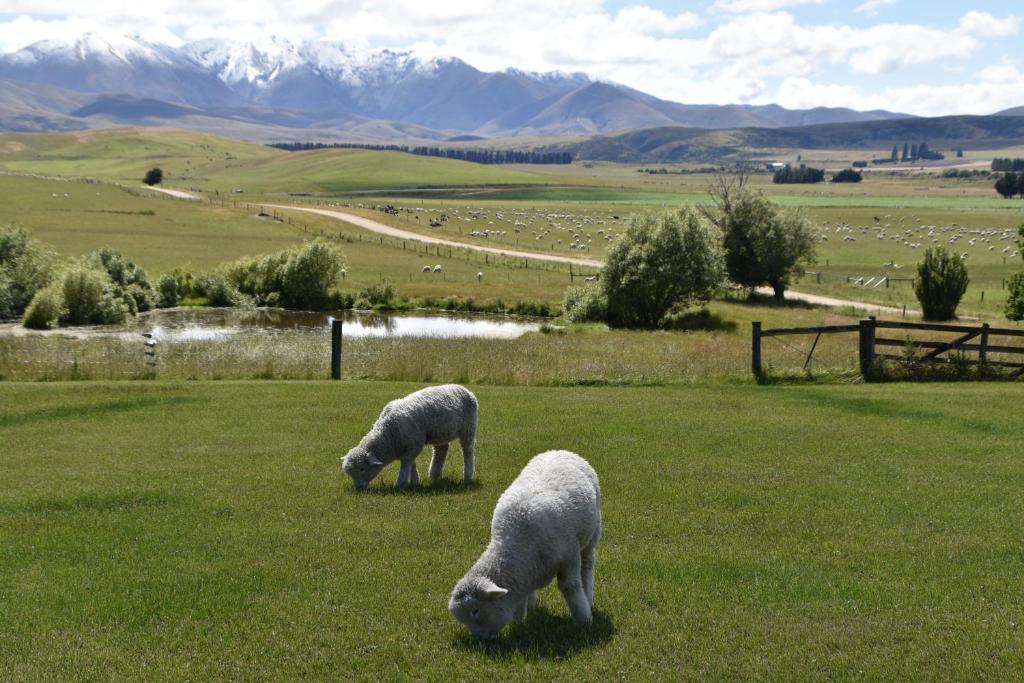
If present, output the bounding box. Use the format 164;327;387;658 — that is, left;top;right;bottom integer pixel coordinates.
342;384;478;490
422;265;431;272
476;272;484;281
449;450;601;639
433;264;443;273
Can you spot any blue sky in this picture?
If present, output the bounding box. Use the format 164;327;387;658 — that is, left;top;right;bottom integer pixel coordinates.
0;1;1021;115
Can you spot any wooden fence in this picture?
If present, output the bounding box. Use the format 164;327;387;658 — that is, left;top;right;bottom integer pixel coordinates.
752;317;1024;382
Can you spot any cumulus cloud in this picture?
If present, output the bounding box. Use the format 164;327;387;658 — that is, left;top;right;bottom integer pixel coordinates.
957;10;1020;38
855;0;896;17
0;2;1020;116
710;0;824;13
771;61;1024;116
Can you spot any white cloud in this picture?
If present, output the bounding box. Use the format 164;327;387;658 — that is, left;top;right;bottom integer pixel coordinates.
0;3;1021;117
614;6;701;34
710;0;824;13
855;0;896;17
770;61;1024;116
958;10;1020;38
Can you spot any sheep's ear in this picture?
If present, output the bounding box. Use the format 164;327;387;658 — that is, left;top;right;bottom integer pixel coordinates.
480;579;508;599
366;454;384;466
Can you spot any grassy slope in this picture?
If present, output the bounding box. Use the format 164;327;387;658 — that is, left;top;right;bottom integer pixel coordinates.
0;127;277;183
1;380;1022;679
0;128;555;193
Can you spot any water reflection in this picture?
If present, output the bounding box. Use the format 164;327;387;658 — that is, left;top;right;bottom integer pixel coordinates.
0;307;541;341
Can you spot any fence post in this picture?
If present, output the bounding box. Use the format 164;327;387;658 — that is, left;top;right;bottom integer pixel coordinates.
752;321;763;383
979;323;990;365
859;316;876;380
331;318;343;380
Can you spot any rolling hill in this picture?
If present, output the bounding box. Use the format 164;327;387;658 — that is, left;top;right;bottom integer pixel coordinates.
553;115;1024;163
0;127;554;192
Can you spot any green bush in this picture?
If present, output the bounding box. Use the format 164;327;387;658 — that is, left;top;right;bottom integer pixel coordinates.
61;266;128;325
22;285;65;329
603;207;724;329
1004;272;1024;321
914;247;969;321
280;240;344;309
563;284;607;323
0;271;13;319
196;272;249;308
223;239;344;310
0;224;55;317
155;274;180;308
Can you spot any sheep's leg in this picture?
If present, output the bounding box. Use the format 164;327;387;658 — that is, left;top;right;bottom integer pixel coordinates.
459;430;476;482
581;544;596;607
395;461;411;489
514;597;529;625
557;554;592;625
407;458;419;486
428;443;449;482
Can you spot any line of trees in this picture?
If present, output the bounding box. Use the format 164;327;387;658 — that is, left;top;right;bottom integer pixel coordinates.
889;141;945;162
991;158;1024;172
270;142;573;165
772;164;825;184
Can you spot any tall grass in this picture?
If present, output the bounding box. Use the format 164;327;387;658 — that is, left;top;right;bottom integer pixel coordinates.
0;324;862;384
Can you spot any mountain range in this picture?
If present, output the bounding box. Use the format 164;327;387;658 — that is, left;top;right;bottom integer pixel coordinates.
0;32;916;141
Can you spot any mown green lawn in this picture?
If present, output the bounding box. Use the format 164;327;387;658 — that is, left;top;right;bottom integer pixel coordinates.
1;381;1022;679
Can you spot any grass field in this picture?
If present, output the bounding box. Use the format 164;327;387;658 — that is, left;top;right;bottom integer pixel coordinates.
0;128;554;193
0;174;583;304
1;380;1023;679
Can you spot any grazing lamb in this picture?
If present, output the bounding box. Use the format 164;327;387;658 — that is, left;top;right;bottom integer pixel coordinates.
342;384;478;490
449;450;600;639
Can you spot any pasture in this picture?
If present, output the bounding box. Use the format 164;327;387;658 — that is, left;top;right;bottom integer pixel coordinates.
1;380;1023;679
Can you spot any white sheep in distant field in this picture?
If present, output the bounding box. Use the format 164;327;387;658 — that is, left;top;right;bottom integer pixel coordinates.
477;272;484;281
422;265;431;272
342;384;478;490
433;264;443;273
449;450;601;639
584;276;597;283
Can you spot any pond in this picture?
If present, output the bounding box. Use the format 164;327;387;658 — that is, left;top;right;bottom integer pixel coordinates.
0;308;542;341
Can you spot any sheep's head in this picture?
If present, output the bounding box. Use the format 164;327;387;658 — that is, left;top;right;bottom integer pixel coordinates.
342;446;385;490
448;576;514;640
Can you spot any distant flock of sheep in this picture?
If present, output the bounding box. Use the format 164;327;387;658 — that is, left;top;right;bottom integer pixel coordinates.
821;217;1020;260
341;384;600;640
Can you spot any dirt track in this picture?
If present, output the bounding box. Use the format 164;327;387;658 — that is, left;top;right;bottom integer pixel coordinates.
148;188;919;316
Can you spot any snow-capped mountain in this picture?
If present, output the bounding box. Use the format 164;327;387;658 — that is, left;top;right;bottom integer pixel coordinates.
0;32;912;138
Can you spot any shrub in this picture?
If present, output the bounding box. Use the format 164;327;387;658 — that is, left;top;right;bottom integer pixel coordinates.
0;271;13;319
0;224;55;316
358;283;396;308
831;169;863;183
1005;272;1024;321
125;283;154;313
280;240;344;309
90;248;150;288
603;207;724;329
143;167;163;186
914;247;969;321
196;272;249;307
223;239;344;309
563;284;607;323
61;266;128;325
155;273;180;308
22;285;65;329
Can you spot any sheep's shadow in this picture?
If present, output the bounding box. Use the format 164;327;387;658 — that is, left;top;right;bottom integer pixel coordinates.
452;607;614;659
358;478;482;496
